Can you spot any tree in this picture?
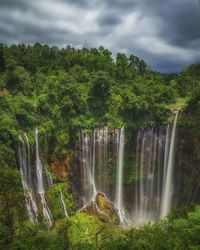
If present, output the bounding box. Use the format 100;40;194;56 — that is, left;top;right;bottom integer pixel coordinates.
89;71;112;119
116;53;129;81
0;167;25;244
0;44;5;73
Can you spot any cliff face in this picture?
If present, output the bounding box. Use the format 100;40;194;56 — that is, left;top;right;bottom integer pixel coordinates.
175;108;200;206
51;155;70;181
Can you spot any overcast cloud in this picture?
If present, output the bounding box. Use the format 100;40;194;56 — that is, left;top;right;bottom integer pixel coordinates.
0;0;200;72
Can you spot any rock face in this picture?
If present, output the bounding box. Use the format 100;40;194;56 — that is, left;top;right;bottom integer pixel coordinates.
51;155;70;181
81;193;119;225
175;125;200;205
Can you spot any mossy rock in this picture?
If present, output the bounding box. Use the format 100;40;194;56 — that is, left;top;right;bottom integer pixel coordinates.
81;192;119;224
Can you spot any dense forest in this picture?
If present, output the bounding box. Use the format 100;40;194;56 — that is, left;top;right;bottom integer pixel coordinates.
1;43;200;249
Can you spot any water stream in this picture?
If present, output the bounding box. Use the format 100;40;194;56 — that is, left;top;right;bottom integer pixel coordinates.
160;112;179;218
35;128;53;226
19;135;38;222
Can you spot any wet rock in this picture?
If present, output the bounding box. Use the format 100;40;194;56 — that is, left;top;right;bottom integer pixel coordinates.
80;192;119;224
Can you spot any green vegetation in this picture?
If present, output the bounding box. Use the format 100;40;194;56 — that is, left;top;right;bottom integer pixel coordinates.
47;182;75;219
3;206;200;250
0;43;200;249
103;206;200;250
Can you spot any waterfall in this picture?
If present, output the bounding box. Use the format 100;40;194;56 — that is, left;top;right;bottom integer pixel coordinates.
40;193;53;226
96;127;108;194
92;129;96;192
79;127;128;224
79;127;111;205
35;128;45;193
133;127;168;224
133;114;178;224
77;122;178;225
24;133;32;187
160;112;179;218
18;135;38;222
115;127;127;224
163;125;170;184
59;189;69;217
80;132;97;204
45;167;53;186
46;161;68;218
35;128;53;226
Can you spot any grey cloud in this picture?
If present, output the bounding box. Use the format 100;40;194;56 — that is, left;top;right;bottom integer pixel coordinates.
166;6;200;48
0;0;200;72
102;0;139;10
0;0;29;10
0;6;78;46
137;0;200;49
98;14;122;26
58;0;91;6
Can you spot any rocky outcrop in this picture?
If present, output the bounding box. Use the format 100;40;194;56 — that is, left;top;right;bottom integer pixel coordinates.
80;192;119;224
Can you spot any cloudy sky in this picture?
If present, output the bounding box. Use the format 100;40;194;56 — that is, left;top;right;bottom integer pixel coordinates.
0;0;200;72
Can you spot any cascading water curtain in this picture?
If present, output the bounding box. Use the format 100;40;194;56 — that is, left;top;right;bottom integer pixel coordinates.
133;127;167;224
133;117;178;224
79;127;118;206
95;127;108;194
19;135;38;222
80;132;97;205
115;127;128;225
79;127;127;224
160;112;179;218
35;128;53;227
19;129;70;226
77;122;178;226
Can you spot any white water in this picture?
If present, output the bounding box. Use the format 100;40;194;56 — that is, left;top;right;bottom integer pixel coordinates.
79;127;129;225
80;127;112;204
160;113;179;218
40;193;53;227
163;125;170;183
81;133;97;204
115;127;127;225
60;189;69;217
92;130;96;192
132;113;178;224
45;168;53;186
35;128;45;193
19;135;38;222
135;128;155;224
96;127;108;193
24;133;32;187
77;121;178;226
80;127;124;206
35;128;53;226
133;126;171;224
